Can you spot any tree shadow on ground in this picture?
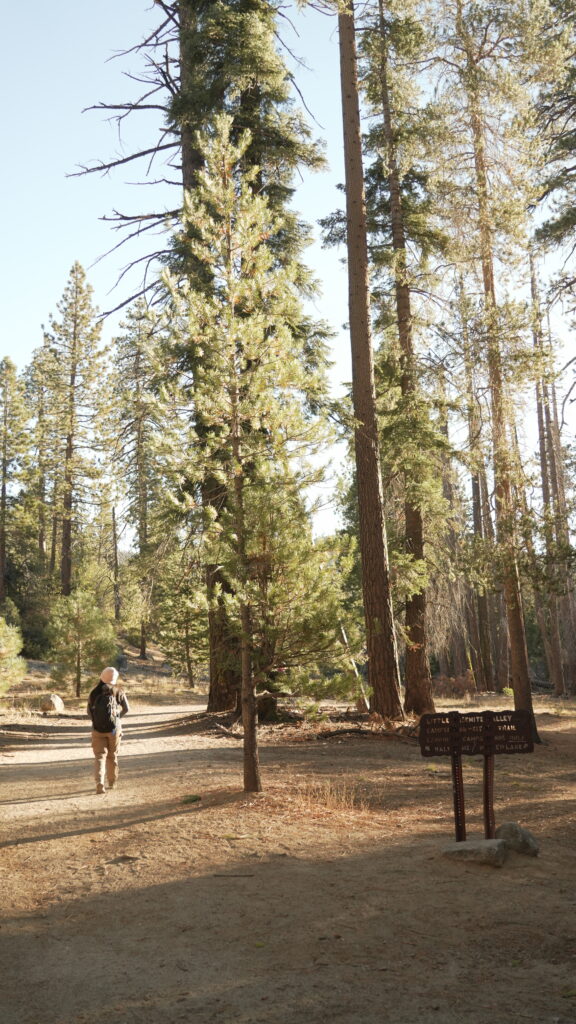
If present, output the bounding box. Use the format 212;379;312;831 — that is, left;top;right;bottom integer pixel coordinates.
1;827;575;1024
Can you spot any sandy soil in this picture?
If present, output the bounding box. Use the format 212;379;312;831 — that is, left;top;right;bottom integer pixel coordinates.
1;694;576;1024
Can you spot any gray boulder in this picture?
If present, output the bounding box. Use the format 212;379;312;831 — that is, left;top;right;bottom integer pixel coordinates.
40;693;65;713
496;821;539;857
442;838;509;867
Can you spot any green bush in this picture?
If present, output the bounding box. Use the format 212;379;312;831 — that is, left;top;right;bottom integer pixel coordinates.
0;617;26;694
49;591;118;696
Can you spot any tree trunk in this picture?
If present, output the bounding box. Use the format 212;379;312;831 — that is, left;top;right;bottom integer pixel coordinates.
456;0;536;736
139;620;147;660
61;430;74;596
205;562;242;711
112;505;121;623
184;621;195;689
38;473;47;564
377;0;434;714
61;321;78;596
49;506;58;577
76;648;82;698
460;282;496;693
531;255;565;694
338;1;403;720
241;602;261;793
545;372;576;693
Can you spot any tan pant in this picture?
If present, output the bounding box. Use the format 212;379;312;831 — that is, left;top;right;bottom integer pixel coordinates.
91;730;122;787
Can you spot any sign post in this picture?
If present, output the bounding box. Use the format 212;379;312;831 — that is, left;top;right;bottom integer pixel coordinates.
420;710;533;842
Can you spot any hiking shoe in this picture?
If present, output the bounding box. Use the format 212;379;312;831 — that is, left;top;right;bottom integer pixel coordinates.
96;783;105;794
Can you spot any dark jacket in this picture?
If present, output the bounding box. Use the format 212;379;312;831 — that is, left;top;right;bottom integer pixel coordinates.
87;682;130;733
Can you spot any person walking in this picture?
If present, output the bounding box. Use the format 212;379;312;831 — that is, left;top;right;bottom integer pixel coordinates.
87;667;130;794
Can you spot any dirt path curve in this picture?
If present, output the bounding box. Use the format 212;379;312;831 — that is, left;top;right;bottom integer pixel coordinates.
1;701;576;1024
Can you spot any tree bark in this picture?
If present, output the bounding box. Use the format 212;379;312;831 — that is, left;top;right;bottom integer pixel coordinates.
61;300;78;597
112;505;121;623
545;372;576;693
241;602;261;792
376;1;434;715
184;621;195;689
338;1;404;720
456;0;536;736
61;429;74;597
531;255;564;694
459;282;495;692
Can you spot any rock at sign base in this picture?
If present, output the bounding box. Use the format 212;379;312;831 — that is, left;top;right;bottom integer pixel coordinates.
496;822;539;857
442;838;509;867
40;693;65;713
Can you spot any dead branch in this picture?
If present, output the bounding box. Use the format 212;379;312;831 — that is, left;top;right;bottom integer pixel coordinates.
70;142;177;178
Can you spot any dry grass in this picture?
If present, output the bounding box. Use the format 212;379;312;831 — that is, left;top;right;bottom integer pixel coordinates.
285;776;373;813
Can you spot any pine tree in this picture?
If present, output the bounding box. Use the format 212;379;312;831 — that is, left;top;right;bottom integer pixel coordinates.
432;0;547;733
535;0;576;290
358;0;445;714
44;264;104;596
165;116;339;789
0;359;28;608
80;2;331;710
49;590;117;697
0;616;26;694
109;301;168;656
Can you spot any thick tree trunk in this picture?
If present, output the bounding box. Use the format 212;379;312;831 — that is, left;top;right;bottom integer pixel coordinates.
206;580;241;711
241;602;261;793
338;2;403;719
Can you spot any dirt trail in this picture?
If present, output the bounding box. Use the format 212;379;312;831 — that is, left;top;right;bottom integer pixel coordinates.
1;698;576;1024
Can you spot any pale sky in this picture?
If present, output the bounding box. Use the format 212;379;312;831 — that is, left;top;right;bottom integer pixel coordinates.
3;2;572;534
1;0;350;388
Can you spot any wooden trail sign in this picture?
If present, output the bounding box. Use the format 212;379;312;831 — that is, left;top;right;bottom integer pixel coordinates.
419;710;533;842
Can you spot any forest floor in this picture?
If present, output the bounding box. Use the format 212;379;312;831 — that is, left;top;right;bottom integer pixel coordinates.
1;660;576;1024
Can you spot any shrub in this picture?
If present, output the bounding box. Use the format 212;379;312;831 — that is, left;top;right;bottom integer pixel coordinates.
49;591;118;697
0;616;26;693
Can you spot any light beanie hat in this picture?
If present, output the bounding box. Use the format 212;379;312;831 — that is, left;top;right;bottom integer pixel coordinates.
100;667;119;686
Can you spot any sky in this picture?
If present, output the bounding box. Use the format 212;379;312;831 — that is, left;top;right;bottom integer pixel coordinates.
4;3;573;534
1;1;350;385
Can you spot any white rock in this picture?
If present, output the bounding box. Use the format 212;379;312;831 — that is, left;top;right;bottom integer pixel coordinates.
442;838;509;867
40;693;65;713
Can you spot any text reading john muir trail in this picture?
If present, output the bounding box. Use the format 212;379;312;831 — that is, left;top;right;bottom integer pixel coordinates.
419;710;534;758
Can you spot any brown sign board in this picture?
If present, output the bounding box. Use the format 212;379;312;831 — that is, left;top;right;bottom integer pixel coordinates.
420;710;534;758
